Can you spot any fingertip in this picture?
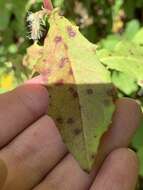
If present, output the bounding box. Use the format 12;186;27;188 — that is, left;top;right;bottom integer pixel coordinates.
91;148;139;190
106;148;139;183
114;97;142;134
116;98;142;117
108;148;139;173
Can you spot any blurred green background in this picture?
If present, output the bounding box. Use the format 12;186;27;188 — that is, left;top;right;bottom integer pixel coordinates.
0;0;143;189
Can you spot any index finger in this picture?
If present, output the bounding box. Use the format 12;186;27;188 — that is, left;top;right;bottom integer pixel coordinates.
0;84;49;148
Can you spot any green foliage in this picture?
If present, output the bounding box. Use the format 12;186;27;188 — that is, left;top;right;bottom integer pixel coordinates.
97;20;143;98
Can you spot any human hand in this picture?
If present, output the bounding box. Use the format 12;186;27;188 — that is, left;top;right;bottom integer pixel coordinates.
0;84;141;190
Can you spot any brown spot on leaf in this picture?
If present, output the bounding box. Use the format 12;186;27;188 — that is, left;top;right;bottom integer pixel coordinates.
106;86;116;97
67;117;75;124
67;26;76;38
64;43;68;50
54;36;62;43
74;128;82;135
69;87;75;93
56;117;63;124
91;154;96;160
59;57;69;68
106;86;117;103
43;59;47;63
86;89;94;95
69;87;78;98
69;68;73;75
73;92;78;98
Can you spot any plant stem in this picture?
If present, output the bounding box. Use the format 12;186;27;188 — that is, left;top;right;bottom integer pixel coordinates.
43;0;53;10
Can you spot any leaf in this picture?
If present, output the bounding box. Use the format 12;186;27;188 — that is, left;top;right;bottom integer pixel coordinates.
123;19;140;40
24;8;116;172
98;41;143;88
99;34;121;51
132;28;143;45
12;0;29;36
0;0;12;31
23;43;43;72
137;148;143;176
132;116;143;150
53;0;65;7
112;71;138;95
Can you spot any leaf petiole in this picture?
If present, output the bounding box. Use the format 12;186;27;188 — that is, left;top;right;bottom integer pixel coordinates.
43;0;53;11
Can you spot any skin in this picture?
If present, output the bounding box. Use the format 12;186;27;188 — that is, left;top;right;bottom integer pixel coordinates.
0;83;141;190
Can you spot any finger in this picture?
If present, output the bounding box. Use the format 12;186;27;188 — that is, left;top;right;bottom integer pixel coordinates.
95;98;141;169
0;84;48;148
0;115;67;190
33;154;95;190
90;148;139;190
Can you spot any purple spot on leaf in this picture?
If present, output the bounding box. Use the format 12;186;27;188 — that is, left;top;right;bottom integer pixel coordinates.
54;36;62;44
67;26;76;38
